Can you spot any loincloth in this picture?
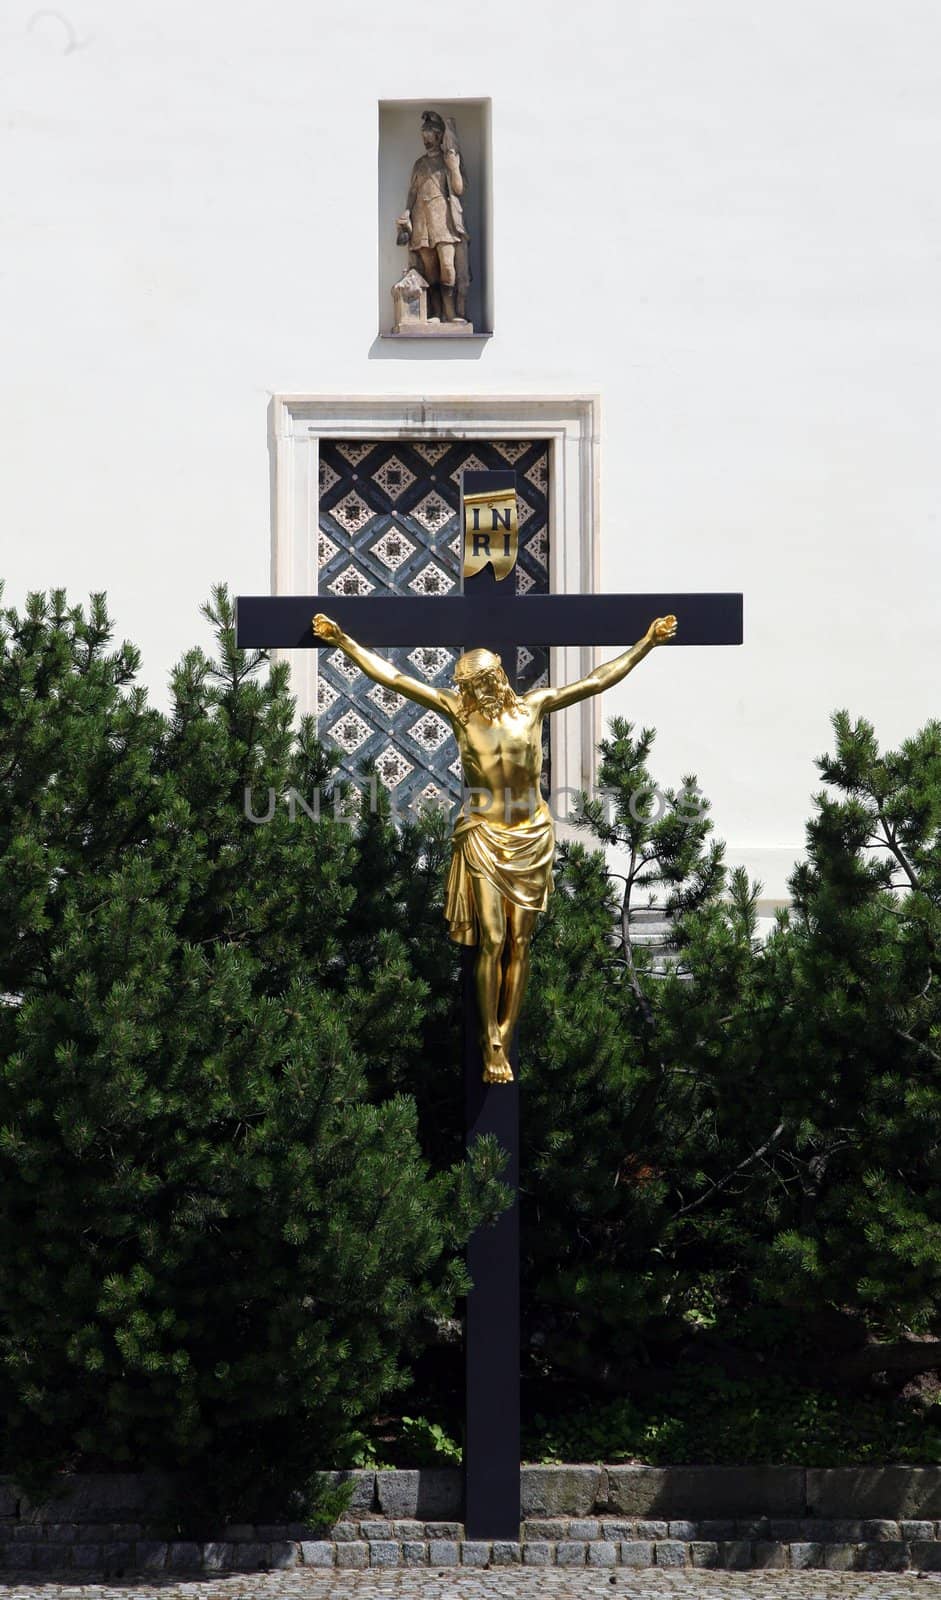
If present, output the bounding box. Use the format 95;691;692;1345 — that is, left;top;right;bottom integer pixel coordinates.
444;800;555;946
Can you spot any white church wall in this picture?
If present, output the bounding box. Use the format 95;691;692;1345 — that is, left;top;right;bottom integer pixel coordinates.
3;0;940;899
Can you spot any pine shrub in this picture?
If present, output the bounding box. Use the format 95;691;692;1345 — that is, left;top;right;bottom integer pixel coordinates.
0;586;506;1517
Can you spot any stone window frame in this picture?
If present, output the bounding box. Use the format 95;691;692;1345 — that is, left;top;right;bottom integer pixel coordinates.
268;394;602;810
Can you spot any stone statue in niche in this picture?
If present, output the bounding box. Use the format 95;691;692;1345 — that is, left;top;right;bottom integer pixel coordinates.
392;109;473;336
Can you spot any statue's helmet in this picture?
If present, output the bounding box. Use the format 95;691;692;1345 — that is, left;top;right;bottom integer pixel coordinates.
453;647;504;684
421;109;446;134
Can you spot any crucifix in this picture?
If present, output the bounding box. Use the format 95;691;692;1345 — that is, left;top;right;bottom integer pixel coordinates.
237;468;743;1540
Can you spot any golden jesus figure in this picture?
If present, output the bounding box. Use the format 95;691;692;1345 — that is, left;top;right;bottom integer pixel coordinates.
313;612;678;1084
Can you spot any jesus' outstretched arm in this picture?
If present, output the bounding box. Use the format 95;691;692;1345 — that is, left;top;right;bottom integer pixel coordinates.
528;615;677;715
313;613;460;721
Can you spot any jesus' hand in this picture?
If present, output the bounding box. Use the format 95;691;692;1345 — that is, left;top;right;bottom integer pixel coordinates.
313;613;343;644
646;615;678;645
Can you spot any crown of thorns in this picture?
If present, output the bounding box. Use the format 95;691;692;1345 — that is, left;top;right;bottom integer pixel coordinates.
453;649;503;683
421;110;446;133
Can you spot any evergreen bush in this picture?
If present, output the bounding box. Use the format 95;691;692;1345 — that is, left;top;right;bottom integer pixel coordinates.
3;583;939;1481
0;587;506;1518
381;714;941;1443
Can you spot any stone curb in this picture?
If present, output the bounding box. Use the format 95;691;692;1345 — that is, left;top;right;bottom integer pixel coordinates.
3;1532;941;1574
6;1466;941;1574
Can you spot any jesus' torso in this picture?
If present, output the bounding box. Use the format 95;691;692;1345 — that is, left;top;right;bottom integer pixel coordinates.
450;695;545;824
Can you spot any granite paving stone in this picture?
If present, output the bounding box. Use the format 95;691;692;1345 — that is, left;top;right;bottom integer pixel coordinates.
720;1541;754;1570
790;1543;827;1569
859;1541;910;1571
620;1540;654;1566
134;1542;169;1570
833;1523;866;1542
201;1543;235;1571
167;1543;203;1571
568;1521;601;1540
861;1522;901;1542
29;1548;68;1570
769;1522;804;1540
367;1542;399;1568
301;1544;336;1568
228;1542;270;1570
825;1544;864;1570
751;1542;786;1568
556;1540;587;1565
655;1541;689;1568
459;1539;490;1566
102;1541;136;1571
69;1544;101;1568
0;1545;29;1567
523;1519;569;1539
335;1543;368;1569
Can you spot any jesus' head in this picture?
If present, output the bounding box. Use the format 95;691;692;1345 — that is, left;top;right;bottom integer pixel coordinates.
453;649;518;722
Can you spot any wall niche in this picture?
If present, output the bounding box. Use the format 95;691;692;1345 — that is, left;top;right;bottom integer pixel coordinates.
378;98;492;339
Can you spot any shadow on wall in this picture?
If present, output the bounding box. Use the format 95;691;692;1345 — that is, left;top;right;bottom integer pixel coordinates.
367;335;489;361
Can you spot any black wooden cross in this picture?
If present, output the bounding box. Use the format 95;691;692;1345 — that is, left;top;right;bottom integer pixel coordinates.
237;469;743;1541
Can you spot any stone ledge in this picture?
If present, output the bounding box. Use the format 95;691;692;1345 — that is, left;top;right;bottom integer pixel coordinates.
807;1468;941;1520
606;1465;805;1517
375;1470;459;1520
8;1465;941;1522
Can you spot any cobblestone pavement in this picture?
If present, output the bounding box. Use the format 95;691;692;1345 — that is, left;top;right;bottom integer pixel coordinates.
1;1572;941;1598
